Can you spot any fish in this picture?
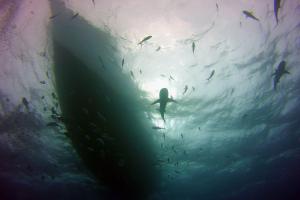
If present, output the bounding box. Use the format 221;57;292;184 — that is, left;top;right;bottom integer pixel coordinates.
216;3;219;12
272;61;290;90
160;74;166;78
156;46;161;51
192;42;195;54
151;88;177;122
22;97;29;110
46;122;59;127
97;112;107;122
183;85;188;95
92;0;95;6
152;126;165;130
82;108;89;115
192;86;195;91
139;69;142;74
121;58;125;68
98;56;106;69
138;35;152;46
40;81;46;84
274;0;281;24
96;138;105;146
51;107;59;115
169;75;175;81
207;70;215;81
242;10;259;21
49;14;59;20
130;70;135;79
71;13;79;20
180;133;183;139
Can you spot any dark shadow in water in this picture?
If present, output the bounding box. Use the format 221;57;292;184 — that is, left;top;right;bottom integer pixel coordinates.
53;40;158;198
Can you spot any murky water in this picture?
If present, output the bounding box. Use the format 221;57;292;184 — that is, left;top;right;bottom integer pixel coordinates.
1;0;300;199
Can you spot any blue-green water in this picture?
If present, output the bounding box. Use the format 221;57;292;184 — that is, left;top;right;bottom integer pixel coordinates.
0;0;300;199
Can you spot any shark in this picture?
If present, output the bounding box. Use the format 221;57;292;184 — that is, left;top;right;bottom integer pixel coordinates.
273;60;290;90
151;88;177;122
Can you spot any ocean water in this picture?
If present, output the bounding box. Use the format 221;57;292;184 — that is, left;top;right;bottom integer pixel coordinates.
0;0;300;199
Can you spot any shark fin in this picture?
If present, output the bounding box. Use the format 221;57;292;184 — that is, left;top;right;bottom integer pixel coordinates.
151;99;160;105
168;98;177;103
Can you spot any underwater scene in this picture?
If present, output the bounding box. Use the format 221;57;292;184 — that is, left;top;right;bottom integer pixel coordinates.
0;0;300;199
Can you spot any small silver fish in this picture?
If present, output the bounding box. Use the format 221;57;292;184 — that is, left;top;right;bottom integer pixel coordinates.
183;85;188;95
152;126;165;130
274;0;281;24
138;35;152;45
130;70;135;79
207;70;215;81
242;10;259;21
192;42;195;54
71;13;79;20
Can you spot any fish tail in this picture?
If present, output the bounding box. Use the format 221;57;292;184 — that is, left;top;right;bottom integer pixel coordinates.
161;112;165;122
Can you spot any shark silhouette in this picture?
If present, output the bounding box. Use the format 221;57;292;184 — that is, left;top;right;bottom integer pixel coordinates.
273;61;290;90
151;88;176;122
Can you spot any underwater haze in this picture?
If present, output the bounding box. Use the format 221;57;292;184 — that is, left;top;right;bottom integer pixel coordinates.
0;0;300;199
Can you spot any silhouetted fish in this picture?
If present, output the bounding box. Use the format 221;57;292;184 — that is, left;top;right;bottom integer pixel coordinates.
273;61;290;90
207;70;215;81
183;85;188;95
192;42;195;54
22;97;29;110
130;70;135;79
138;35;152;46
152;88;177;122
274;0;281;24
152;126;165;130
242;10;259;21
46;122;59;127
71;13;79;20
50;14;59;20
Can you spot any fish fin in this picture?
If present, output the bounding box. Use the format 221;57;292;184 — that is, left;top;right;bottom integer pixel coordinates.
168;98;177;103
151;99;160;105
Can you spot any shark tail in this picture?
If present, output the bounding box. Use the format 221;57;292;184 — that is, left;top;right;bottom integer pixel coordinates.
160;112;165;122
